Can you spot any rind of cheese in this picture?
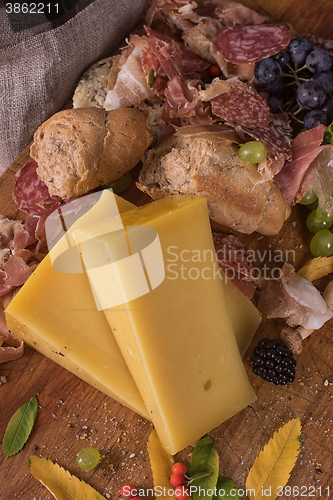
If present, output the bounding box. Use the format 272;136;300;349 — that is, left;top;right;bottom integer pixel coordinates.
5;192;149;419
76;194;257;454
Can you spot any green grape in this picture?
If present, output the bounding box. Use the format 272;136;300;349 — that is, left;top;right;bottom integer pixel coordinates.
306;210;333;233
315;205;333;222
238;141;266;163
76;447;100;471
305;199;319;211
299;191;317;206
105;172;132;193
309;229;333;257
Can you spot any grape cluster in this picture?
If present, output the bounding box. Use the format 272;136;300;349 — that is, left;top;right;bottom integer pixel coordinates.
300;191;333;256
254;37;333;130
250;338;296;385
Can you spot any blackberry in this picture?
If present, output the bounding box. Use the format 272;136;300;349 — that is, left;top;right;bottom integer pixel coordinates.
250;338;296;385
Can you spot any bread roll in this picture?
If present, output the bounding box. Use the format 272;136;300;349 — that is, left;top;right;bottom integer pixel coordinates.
137;128;291;236
30;107;152;199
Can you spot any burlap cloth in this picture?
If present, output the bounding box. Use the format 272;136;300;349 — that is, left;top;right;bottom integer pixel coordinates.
0;0;147;174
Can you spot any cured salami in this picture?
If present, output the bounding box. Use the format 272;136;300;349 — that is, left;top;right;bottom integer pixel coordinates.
13;160;63;216
210;78;271;128
242;116;292;161
213;24;291;64
212;232;258;299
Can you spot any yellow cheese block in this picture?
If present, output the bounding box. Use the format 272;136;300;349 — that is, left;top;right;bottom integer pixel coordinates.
76;194;257;454
5;191;149;419
224;277;261;356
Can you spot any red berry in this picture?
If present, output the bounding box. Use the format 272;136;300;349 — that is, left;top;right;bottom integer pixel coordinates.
170;474;184;487
208;65;221;77
130;497;142;500
172;462;187;476
174;486;191;500
120;483;137;498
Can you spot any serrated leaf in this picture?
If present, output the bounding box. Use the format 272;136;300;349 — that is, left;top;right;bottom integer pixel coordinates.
29;455;105;500
246;418;302;500
189;437;219;500
3;396;38;457
147;429;174;499
212;477;240;500
298;256;333;281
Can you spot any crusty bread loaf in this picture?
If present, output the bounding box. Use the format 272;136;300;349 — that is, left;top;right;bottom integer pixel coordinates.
30;107;152;199
137;130;291;236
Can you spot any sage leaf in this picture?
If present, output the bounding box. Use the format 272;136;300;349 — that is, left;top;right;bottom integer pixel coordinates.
213;477;240;500
189;436;219;500
2;396;39;457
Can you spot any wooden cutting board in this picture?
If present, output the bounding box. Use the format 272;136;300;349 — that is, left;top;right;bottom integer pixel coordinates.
1;2;333;499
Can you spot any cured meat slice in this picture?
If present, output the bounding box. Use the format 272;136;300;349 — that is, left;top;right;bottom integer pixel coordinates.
13;160;63;216
213;24;291;64
210;78;271;128
224;115;292;179
274;124;332;205
213;232;258;299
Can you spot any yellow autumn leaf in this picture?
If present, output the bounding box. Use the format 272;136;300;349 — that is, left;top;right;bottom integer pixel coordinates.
246;418;302;500
147;429;175;500
298;256;333;281
29;455;105;500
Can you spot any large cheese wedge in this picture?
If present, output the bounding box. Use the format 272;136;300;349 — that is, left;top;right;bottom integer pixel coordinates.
75;194;257;454
5;191;149;419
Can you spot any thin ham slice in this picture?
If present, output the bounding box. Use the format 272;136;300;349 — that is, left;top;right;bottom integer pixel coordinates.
256;263;333;331
145;0;267;30
274;124;331;205
0;213;47;363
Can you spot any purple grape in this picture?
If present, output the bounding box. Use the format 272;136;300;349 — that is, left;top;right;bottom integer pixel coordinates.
306;50;332;74
263;77;284;96
273;50;290;69
267;95;283;113
289;37;313;53
297;80;326;109
320;98;333;121
289;37;313;65
311;71;333;94
254;58;282;85
304;109;327;129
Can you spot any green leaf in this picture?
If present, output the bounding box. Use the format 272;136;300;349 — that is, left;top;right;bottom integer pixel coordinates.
189;436;219;500
212;477;240;500
2;396;39;457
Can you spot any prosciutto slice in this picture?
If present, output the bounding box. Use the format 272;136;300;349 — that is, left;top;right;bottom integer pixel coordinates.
274;124;332;205
145;0;267;31
0;214;46;363
257;262;333;331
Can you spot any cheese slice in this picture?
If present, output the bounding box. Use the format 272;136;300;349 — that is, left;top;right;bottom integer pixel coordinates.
224;277;261;356
76;194;256;454
5;192;149;419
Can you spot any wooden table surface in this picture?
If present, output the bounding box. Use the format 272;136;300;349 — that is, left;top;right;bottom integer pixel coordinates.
1;2;333;499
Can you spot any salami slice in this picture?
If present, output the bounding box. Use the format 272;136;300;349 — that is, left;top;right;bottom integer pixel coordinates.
213;24;291;64
241;116;292;161
14;160;63;216
212;233;258;299
210;79;271;128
